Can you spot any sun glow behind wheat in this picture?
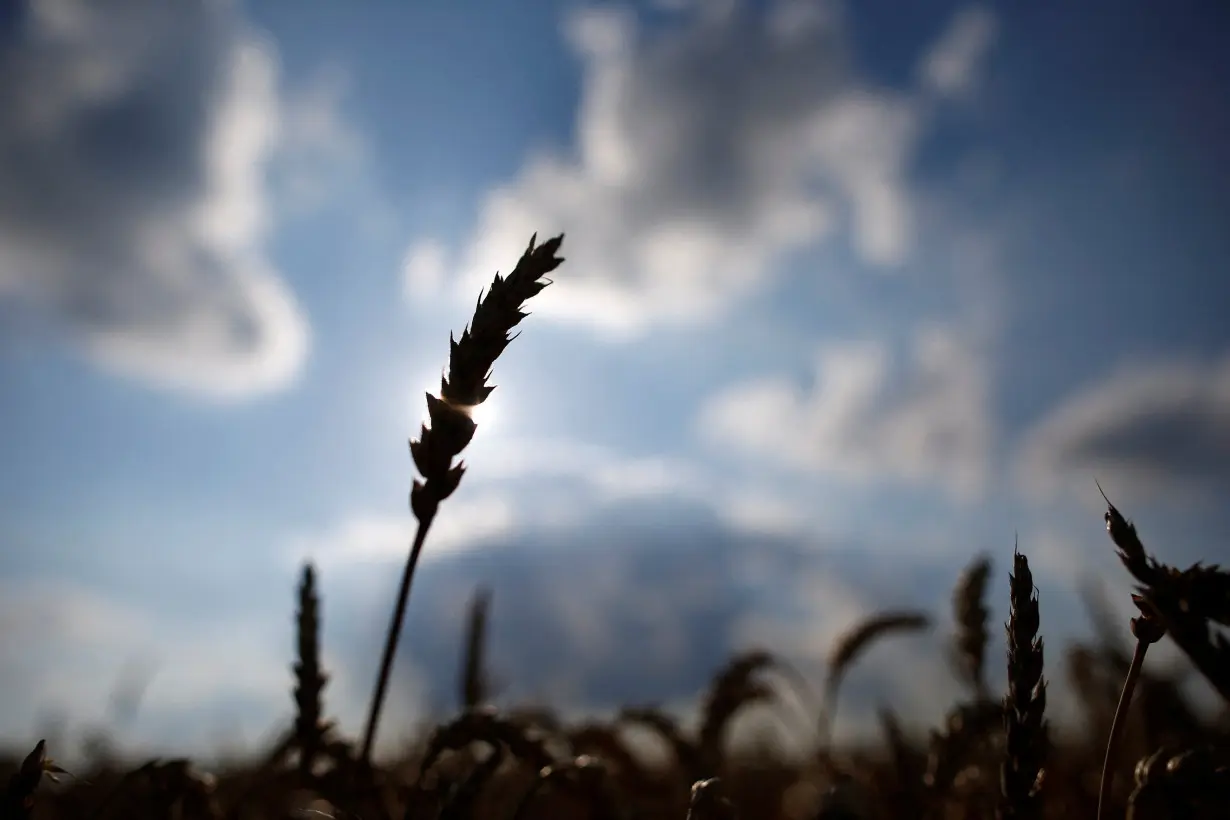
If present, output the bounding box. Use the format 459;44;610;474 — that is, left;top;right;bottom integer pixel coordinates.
411;376;502;435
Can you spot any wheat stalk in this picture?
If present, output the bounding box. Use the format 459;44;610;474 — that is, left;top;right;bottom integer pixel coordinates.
459;586;493;711
1094;482;1230;819
999;548;1048;820
511;755;614;820
698;651;779;777
1126;746;1230;819
822;611;930;747
618;705;702;783
359;233;565;765
1098;481;1230;701
952;554;992;700
1096;594;1166;820
435;744;505;820
420;706;555;777
566;722;650;786
293;562;328;782
686;777;737;820
2;740;68;820
924;700;1004;808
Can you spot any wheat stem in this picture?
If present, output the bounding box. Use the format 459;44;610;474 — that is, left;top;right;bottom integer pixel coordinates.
1097;639;1146;820
1097;604;1165;820
359;507;435;765
357;233;563;768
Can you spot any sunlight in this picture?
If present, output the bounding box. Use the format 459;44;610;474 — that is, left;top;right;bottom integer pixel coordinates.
412;375;501;435
463;395;499;431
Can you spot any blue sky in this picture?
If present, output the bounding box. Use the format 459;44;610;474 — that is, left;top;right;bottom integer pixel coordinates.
2;0;1229;760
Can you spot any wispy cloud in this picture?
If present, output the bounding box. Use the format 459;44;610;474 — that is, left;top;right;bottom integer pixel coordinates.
283;494;518;570
468;437;707;499
270;64;368;217
0;0;316;399
1017;355;1230;505
401;0;998;336
696;325;992;496
715;492;813;538
401;238;450;301
919;6;999;100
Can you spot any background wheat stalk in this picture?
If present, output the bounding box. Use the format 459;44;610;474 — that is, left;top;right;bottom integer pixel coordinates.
952;554;992;701
821;611;930;748
293;562;328;782
1097;482;1230;701
358;233;565;766
459;586;494;711
999;548;1047;820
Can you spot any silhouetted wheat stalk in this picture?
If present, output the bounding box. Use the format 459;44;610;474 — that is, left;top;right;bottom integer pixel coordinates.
999;548;1047;820
952;554;992;701
17;515;1230;820
1097;482;1230;701
686;777;736;820
697;651;783;778
459;586;493;711
2;740;67;820
511;755;618;820
293;562;328;782
358;234;565;765
420;706;555;777
924;699;1004;811
1126;746;1230;819
877;706;923;818
1095;597;1164;820
566;722;651;788
822;611;930;748
435;744;505;820
1094;483;1179;820
618;705;703;784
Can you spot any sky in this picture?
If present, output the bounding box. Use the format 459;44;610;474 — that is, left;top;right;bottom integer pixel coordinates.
2;0;1229;762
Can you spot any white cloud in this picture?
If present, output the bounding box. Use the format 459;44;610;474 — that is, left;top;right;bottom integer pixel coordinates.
803;90;919;265
401;239;450;300
270;65;367;216
650;0;738;21
0;0;314;399
919;6;999;100
1017;355;1230;505
696;325;992;496
403;0;996;336
284;495;518;569
717;493;811;537
468;437;709;501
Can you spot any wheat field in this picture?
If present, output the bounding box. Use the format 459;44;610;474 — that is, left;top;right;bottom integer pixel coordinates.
4;235;1227;820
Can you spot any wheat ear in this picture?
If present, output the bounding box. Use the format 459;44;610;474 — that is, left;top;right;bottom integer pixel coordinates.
999;548;1048;820
294;562;328;781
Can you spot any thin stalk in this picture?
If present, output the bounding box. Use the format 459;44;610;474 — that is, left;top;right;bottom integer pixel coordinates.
355;233;564;770
360;507;436;765
1096;638;1148;820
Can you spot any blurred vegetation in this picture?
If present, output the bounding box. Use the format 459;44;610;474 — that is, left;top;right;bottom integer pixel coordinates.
4;498;1229;819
